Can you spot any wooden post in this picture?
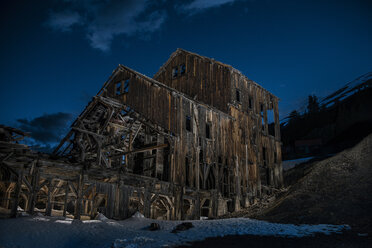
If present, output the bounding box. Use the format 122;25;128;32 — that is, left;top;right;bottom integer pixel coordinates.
234;157;241;211
63;182;69;217
11;169;23;218
121;186;130;219
143;189;151;218
45;180;52;216
194;193;200;220
74;171;84;220
28;168;40;215
90;185;96;219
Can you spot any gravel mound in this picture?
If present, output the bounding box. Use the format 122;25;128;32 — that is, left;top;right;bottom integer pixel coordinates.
260;133;372;233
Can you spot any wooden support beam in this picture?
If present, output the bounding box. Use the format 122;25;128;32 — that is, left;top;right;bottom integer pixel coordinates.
74;171;84;220
63;182;69;217
45;181;52;216
102;108;114;131
109;143;168;158
143;190;151;218
27;167;40;215
72;127;105;140
11;169;23;218
53;131;73;155
22;176;32;191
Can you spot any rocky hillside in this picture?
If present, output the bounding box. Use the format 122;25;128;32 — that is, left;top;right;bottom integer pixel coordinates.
260;133;372;233
220;134;372;234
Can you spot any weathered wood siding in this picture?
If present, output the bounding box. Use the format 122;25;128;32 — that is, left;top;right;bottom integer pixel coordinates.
105;64;282;215
154;50;231;113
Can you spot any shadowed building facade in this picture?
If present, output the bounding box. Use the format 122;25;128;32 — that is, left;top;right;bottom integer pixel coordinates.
0;49;282;220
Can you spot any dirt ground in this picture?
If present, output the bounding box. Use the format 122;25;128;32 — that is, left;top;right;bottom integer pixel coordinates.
180;134;372;247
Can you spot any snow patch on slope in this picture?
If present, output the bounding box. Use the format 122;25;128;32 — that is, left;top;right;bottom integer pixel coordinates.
0;214;350;248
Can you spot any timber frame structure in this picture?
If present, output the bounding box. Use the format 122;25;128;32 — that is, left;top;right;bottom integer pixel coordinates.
0;49;283;220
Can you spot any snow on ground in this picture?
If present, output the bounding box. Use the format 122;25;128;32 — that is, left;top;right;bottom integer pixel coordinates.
282;157;314;171
0;212;349;248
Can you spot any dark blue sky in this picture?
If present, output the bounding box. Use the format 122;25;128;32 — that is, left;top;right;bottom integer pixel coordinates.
0;0;371;146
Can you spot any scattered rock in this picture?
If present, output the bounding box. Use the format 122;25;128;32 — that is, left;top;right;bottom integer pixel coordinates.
95;213;108;221
132;211;145;219
171;222;194;233
149;222;160;231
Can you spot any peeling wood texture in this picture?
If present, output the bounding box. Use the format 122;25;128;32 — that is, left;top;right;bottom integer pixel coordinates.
0;49;282;220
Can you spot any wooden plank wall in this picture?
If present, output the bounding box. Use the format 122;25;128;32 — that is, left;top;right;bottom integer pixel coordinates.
154;51;231;113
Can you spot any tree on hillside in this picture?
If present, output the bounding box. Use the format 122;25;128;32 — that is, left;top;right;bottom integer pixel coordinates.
307;95;320;113
288;110;299;125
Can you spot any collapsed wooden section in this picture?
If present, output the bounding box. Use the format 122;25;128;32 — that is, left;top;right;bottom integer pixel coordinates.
0;49;283;220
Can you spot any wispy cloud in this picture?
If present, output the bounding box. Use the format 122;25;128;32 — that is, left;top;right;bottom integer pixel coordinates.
45;0;167;51
181;0;239;13
47;10;83;32
45;0;242;51
87;1;166;51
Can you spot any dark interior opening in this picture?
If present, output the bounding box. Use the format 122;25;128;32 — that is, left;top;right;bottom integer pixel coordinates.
186;115;192;132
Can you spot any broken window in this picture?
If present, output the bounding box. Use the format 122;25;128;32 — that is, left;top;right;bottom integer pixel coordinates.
186;115;192;132
267;108;275;136
124;79;130;93
260;103;264;115
248;96;252;109
115;82;121;95
180;64;186;75
260;103;265;131
236;89;241;103
172;67;178;78
206;122;211;139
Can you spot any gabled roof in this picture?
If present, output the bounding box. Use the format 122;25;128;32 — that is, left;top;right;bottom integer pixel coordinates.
154;48;279;100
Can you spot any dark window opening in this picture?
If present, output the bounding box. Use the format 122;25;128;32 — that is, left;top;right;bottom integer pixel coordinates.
260;104;264;115
185;157;190;186
248;96;252;109
218;156;222;164
199;137;202;146
236;89;241;102
180;64;186;75
172;67;178;78
201;199;210;217
186;115;192;132
199;150;204;163
267;109;275;136
223;167;229;197
268;123;275;137
262;147;267;167
274;151;277;163
115;82;121;95
124;79;130;93
266;167;271;185
206;123;211;139
162;140;170;181
206;169;215;190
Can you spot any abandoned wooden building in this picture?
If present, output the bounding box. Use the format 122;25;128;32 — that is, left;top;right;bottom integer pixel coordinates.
0;49;283;220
